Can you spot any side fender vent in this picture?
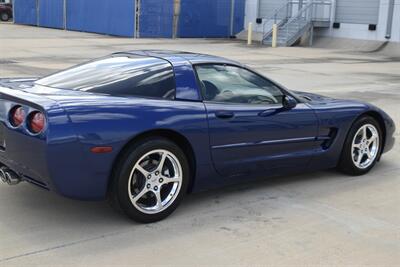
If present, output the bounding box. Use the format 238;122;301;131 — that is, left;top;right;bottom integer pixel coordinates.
319;128;338;150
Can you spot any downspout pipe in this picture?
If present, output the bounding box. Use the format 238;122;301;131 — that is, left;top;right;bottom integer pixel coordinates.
385;0;395;39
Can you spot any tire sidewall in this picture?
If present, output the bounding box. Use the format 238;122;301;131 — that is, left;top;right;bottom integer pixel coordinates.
113;138;190;223
340;116;383;175
1;13;9;21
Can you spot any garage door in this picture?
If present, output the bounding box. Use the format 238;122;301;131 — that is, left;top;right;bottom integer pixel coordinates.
335;0;380;24
258;0;286;18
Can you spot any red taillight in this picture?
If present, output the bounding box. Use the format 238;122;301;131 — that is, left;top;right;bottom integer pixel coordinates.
10;106;25;127
28;111;46;134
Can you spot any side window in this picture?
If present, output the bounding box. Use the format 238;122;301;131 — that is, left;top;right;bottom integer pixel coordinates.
195;64;284;105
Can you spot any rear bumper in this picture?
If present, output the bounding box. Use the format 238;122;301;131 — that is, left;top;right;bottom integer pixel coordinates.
0;108;110;200
0;154;50;190
0;134;111;200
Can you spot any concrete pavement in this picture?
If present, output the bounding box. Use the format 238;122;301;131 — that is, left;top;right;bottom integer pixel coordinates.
0;23;399;266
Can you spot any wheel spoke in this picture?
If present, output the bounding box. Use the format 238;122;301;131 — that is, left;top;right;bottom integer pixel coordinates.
154;190;163;210
156;152;167;172
362;126;368;140
366;148;372;159
352;143;361;149
132;187;148;203
368;134;377;143
136;164;149;177
356;152;363;165
160;175;180;184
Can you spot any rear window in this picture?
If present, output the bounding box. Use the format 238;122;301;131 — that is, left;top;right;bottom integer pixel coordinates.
35;55;176;99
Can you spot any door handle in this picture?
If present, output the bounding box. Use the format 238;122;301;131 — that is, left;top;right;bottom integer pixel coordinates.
215;111;234;119
258;109;279;117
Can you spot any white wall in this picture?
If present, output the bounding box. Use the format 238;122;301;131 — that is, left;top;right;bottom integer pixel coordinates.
244;0;400;42
245;0;265;32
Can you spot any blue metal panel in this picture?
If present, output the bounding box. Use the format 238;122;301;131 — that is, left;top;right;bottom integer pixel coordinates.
179;0;232;38
66;0;134;37
233;0;245;35
38;0;64;29
140;0;174;38
14;0;37;26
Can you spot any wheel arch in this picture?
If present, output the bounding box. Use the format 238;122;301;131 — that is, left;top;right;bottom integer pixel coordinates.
108;129;197;195
358;111;387;155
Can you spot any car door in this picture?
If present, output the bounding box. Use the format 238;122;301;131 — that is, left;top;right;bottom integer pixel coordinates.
194;64;319;177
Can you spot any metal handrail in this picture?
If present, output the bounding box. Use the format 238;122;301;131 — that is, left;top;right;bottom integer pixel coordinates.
285;1;313;26
282;2;313;44
262;0;295;40
263;0;332;46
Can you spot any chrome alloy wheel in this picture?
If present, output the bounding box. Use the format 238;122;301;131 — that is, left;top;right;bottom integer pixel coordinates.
351;124;379;169
128;149;183;214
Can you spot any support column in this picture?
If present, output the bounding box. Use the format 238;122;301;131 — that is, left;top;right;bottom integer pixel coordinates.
36;0;39;26
309;25;314;46
135;0;140;38
230;0;235;37
385;0;395;39
247;22;253;45
272;23;277;48
173;0;181;38
63;0;66;29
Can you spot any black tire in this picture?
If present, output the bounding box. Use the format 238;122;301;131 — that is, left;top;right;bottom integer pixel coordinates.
109;137;190;223
337;116;382;175
0;12;9;21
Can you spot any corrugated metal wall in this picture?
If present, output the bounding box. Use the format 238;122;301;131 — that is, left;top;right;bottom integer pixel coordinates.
179;0;245;37
66;0;135;37
335;0;380;24
14;0;37;25
13;0;244;38
38;0;64;29
233;0;246;34
139;0;174;38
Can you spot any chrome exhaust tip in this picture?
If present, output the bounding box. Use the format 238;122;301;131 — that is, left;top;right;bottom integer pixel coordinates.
0;166;21;185
0;167;7;183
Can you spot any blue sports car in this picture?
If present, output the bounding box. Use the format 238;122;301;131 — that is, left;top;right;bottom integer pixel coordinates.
0;51;395;222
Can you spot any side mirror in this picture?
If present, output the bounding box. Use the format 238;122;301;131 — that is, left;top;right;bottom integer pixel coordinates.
282;95;297;109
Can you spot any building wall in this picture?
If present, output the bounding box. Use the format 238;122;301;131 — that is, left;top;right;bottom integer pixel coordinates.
244;0;400;42
13;0;245;38
317;0;400;42
13;0;37;26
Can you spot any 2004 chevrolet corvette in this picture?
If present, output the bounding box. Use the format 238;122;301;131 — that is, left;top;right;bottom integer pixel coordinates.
0;51;395;222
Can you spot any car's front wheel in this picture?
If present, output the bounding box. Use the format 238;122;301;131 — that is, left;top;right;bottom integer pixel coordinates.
110;137;190;223
338;116;382;175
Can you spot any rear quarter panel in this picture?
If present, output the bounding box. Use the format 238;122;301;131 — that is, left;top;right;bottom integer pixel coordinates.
53;95;210;199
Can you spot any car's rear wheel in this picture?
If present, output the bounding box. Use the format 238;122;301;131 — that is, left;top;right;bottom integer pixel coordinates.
338;116;382;175
110;137;190;223
0;12;9;21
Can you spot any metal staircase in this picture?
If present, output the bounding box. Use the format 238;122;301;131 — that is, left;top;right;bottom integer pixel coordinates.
262;0;332;47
